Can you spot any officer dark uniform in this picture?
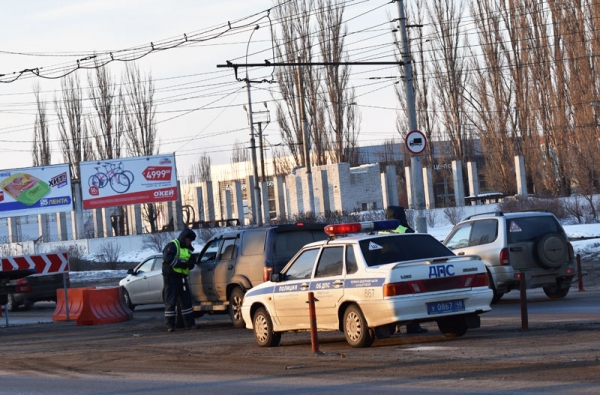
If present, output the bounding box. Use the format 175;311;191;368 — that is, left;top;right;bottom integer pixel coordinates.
162;228;199;332
385;206;428;334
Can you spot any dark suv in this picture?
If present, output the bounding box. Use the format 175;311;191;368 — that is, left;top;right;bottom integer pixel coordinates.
443;211;575;303
189;222;328;328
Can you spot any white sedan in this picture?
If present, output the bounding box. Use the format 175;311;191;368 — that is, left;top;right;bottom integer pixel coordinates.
241;220;493;348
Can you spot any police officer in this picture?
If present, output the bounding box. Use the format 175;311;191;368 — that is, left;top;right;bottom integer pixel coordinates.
385;206;428;334
162;228;199;332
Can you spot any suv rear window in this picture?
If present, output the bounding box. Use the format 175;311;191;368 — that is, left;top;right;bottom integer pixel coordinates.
272;230;328;260
506;216;563;243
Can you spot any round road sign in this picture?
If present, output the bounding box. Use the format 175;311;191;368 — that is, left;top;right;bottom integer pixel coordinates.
405;130;427;155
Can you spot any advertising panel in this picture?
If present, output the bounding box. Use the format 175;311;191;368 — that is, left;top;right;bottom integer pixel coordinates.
79;154;178;210
0;164;72;218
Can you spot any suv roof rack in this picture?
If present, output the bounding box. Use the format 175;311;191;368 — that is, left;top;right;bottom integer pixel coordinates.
464;211;504;221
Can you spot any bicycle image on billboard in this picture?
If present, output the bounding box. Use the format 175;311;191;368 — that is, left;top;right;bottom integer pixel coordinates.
79;154;177;210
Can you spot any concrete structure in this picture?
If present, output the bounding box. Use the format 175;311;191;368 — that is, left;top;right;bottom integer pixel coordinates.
285;163;383;216
467;161;480;204
515;155;528;198
452;160;465;207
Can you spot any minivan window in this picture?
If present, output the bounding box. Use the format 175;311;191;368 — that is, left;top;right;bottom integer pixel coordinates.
470;219;498;246
506;216;562;243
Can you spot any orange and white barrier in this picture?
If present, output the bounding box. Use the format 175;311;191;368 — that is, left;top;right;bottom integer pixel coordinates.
53;286;132;326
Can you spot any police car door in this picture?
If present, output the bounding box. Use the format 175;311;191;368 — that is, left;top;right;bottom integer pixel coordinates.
272;247;319;328
311;246;345;328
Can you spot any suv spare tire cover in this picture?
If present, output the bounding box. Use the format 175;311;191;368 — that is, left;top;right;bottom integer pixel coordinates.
534;232;568;269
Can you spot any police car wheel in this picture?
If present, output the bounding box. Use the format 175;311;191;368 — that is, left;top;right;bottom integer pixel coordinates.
437;316;468;338
253;307;281;347
343;304;374;348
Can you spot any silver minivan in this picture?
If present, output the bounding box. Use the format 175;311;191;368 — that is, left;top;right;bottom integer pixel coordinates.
443;211;575;303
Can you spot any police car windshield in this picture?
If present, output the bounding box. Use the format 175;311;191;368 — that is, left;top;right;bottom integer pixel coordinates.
359;235;454;267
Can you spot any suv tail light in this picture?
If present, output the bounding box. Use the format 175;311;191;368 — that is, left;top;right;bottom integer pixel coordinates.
17;277;29;285
263;267;273;282
499;248;510;266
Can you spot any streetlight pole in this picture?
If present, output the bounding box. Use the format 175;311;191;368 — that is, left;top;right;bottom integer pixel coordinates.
245;25;262;226
397;0;427;233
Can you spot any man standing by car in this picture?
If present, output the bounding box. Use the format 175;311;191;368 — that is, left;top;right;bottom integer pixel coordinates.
385;206;428;334
162;228;199;332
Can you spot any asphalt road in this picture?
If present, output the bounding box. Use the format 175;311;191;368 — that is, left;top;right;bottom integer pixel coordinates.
1;286;599;395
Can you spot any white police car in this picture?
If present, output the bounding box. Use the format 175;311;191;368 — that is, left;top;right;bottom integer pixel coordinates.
241;220;493;348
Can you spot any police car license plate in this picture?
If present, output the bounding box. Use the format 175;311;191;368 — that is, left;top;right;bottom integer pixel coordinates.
427;299;465;315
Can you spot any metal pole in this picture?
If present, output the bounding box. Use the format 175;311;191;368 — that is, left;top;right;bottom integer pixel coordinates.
397;0;427;233
296;55;315;214
258;122;266;182
245;80;263;226
518;273;528;330
307;291;320;353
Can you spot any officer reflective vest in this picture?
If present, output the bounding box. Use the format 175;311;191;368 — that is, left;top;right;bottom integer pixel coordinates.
170;238;192;275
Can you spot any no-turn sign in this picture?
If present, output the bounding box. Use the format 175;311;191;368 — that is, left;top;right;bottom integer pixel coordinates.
405;130;427;155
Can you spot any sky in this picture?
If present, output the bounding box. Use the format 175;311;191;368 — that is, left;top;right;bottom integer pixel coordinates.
1;0;406;180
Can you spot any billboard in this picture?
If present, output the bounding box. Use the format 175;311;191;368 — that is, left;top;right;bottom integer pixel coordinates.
0;164;72;218
80;154;178;210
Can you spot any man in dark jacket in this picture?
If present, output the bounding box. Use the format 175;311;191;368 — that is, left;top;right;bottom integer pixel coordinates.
385;206;428;334
162;228;199;332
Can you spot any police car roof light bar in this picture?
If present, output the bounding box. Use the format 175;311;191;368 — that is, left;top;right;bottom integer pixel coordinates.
324;219;399;236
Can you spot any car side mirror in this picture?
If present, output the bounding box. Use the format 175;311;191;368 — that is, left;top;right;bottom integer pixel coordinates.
270;273;282;282
127;268;134;275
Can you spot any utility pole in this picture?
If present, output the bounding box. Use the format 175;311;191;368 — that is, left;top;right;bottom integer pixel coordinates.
245;80;263;226
296;55;315;214
397;0;427;233
257;121;266;182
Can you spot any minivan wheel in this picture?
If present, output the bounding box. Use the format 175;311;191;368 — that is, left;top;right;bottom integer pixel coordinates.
229;287;246;329
543;280;571;299
488;274;505;304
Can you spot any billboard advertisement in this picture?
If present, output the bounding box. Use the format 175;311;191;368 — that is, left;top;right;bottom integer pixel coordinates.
0;164;72;218
80;154;178;210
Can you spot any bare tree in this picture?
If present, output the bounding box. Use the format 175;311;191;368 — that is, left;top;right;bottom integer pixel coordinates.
122;63;158;157
317;0;360;165
273;0;321;168
32;84;51;167
88;60;121;160
121;63;160;233
187;154;211;184
56;73;92;180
